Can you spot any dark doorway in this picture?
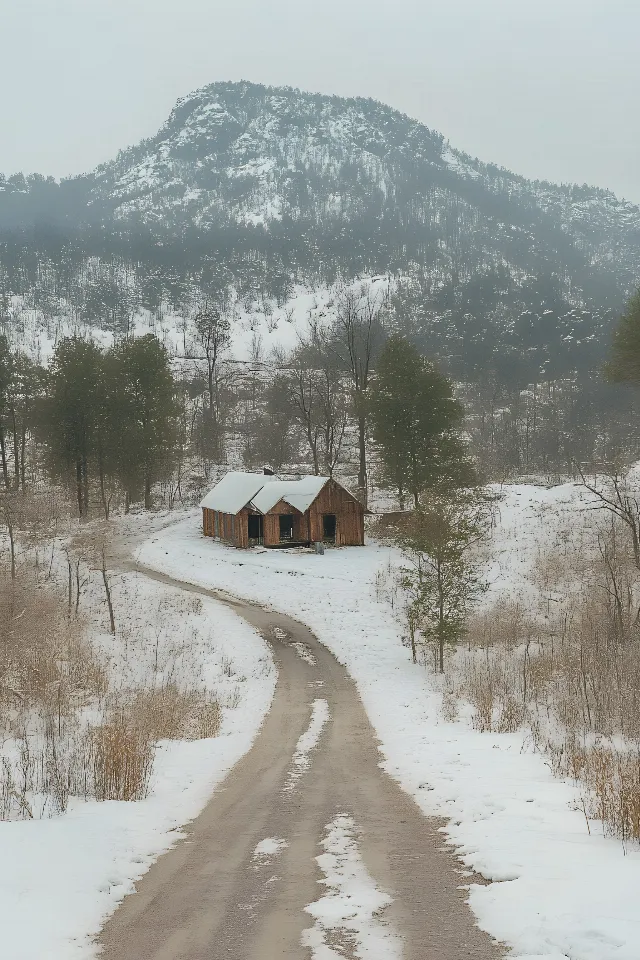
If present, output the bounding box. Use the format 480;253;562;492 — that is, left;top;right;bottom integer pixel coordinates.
323;514;337;543
248;514;264;545
279;514;294;542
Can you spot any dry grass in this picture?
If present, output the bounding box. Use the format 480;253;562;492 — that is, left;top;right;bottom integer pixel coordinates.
448;518;640;842
0;544;225;818
90;713;154;802
126;684;222;741
0;571;107;718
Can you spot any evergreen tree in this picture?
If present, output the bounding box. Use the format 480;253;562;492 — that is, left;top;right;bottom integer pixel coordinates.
607;289;640;383
192;306;230;460
6;352;41;492
370;336;472;508
93;350;121;518
47;337;103;516
393;490;491;672
111;335;177;509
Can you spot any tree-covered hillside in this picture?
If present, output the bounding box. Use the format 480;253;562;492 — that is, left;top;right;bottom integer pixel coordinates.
1;80;639;383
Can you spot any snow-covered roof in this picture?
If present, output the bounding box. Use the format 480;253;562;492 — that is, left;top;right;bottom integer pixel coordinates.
250;476;329;515
200;472;276;514
200;472;330;516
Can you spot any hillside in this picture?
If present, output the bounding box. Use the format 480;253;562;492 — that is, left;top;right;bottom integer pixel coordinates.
1;81;639;380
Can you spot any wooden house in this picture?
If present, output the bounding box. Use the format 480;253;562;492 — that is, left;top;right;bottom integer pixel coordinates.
200;472;365;548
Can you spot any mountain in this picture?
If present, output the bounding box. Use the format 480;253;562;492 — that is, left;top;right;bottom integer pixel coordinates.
1;81;639;380
95;83;640;290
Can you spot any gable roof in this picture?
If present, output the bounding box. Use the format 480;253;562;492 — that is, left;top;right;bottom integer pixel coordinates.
199;472;333;516
250;475;329;515
199;472;276;514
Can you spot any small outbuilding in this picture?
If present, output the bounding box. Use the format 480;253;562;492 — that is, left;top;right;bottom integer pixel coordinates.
200;472;365;548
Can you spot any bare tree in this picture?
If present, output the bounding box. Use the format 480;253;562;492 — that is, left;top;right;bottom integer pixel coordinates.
284;347;322;475
70;525;116;635
192;306;231;421
0;493;17;580
319;284;387;505
317;362;349;477
280;336;350;477
577;464;640;573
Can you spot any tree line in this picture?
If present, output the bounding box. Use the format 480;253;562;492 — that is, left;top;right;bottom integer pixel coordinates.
0;333;177;517
0;284;475;518
3;278;640;532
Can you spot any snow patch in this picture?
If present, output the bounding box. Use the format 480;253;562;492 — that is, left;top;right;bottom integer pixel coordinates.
302;814;402;960
286;699;330;792
252;837;288;861
291;641;317;666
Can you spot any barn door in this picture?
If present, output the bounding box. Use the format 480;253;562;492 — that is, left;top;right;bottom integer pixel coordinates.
322;514;337;543
248;514;264;545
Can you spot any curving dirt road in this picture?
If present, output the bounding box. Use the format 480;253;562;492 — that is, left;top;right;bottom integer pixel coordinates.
98;563;501;960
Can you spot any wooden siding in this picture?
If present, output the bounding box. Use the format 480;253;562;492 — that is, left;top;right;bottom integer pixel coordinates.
202;507;249;548
262;499;305;546
306;479;364;546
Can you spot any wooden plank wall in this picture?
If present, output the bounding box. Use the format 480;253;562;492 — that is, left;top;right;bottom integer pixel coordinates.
262;499;305;546
202;508;249;548
307;480;364;546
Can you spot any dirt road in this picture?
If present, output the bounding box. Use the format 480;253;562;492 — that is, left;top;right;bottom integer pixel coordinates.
98;564;501;960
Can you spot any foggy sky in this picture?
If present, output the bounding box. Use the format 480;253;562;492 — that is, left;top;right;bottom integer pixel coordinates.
2;0;639;201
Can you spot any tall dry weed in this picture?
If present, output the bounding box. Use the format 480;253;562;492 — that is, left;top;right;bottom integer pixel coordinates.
126;683;222;741
451;513;640;842
90;713;154;802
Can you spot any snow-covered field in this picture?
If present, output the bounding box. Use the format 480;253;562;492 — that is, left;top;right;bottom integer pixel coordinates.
0;566;276;960
135;485;640;960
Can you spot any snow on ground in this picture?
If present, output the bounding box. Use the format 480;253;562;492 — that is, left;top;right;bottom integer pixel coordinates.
4;275;394;368
252;836;288;862
483;480;597;609
290;640;317;665
136;491;640;960
0;569;276;960
302;814;402;960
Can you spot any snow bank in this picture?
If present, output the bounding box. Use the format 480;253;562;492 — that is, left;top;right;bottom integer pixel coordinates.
137;495;640;960
0;573;276;960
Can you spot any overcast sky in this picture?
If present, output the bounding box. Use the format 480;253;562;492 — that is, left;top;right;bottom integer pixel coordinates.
2;0;639;201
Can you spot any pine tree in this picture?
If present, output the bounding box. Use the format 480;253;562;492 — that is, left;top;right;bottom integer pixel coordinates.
192;306;230;461
47;337;104;516
370;336;473;508
607;289;640;383
393;490;491;672
111;335;177;509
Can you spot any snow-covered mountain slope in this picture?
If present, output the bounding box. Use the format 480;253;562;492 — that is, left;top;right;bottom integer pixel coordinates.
2;81;639;297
